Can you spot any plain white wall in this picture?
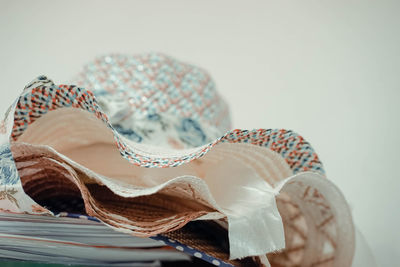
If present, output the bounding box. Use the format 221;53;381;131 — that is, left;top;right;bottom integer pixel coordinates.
0;0;399;266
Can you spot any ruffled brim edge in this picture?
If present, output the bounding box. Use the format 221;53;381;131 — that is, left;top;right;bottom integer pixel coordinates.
11;76;324;175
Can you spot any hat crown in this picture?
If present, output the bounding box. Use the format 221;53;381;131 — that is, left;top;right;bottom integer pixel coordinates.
72;53;231;135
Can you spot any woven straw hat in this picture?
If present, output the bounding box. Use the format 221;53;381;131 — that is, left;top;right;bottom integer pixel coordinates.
0;53;355;266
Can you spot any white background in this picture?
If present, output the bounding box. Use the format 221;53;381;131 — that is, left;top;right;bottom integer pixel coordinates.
0;1;399;266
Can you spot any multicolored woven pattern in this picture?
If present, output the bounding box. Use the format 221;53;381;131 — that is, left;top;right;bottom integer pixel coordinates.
12;76;324;174
73;53;231;134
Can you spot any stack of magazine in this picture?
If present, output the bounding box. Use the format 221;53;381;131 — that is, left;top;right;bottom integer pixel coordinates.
0;212;191;266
